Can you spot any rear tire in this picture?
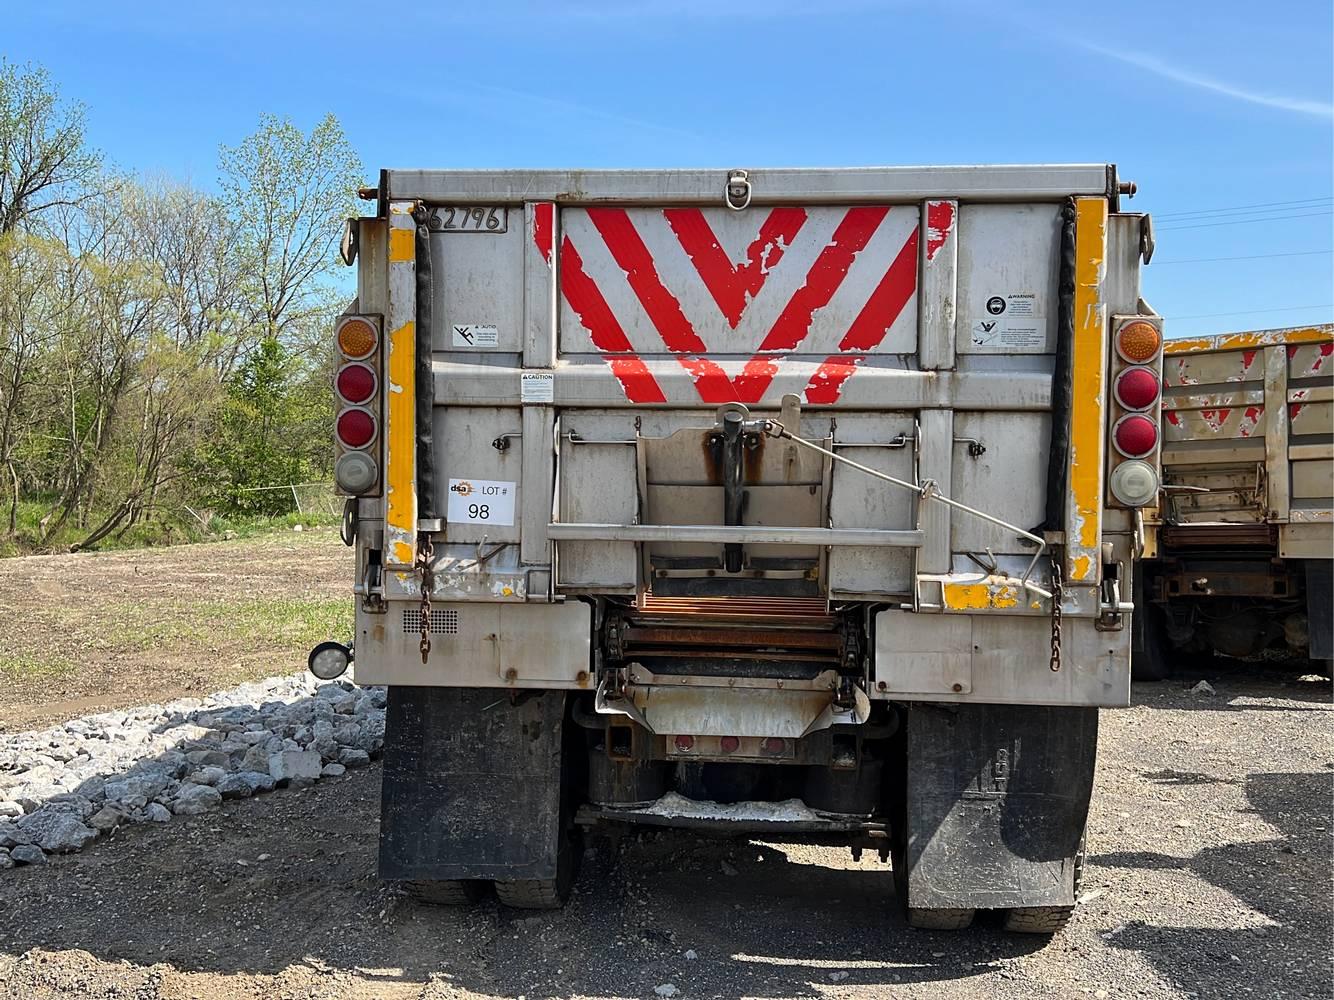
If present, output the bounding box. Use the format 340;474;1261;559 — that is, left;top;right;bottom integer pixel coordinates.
906;907;975;930
1003;905;1074;934
495;826;581;910
1002;834;1085;935
409;879;488;906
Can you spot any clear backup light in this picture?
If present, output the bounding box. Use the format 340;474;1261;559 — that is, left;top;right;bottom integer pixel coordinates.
335;452;377;494
1108;459;1159;507
1113;413;1159;458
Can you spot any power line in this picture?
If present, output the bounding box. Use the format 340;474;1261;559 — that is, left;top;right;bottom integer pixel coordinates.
1156;210;1333;232
1166;304;1333;321
1154;249;1333;264
1154;196;1333;220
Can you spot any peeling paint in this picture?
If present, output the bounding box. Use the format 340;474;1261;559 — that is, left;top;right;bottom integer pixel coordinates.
1165;325;1333;355
924;201;955;262
1066;197;1108;583
942;579;1020;610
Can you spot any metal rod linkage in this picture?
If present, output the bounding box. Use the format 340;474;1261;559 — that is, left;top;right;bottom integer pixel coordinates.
761;420;1050;593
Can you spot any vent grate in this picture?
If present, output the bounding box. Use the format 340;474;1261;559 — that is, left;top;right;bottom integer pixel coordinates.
402;608;459;635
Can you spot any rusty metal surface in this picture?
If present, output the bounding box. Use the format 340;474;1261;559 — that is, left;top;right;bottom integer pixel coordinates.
1160;523;1276;549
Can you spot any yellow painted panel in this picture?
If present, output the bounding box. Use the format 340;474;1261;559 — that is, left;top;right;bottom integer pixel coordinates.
1068;197;1108;583
388;227;415;263
942;581;1020;610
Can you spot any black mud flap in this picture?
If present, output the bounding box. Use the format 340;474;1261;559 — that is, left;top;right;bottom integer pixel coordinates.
379;687;569;882
1307;561;1333;661
902;703;1096;911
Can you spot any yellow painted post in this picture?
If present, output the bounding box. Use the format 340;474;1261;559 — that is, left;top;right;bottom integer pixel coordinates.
1065;197;1109;585
384;202;418;570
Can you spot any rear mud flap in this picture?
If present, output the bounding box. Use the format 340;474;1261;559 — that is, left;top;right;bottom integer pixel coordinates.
379;687;569;882
901;703;1096;911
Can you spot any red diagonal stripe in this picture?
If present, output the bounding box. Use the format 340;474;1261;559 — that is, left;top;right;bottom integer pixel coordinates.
804;355;866;404
838;227;920;351
664;207;807;328
533;202;554;264
559;235;666;403
588;208;709;355
758;206;889;352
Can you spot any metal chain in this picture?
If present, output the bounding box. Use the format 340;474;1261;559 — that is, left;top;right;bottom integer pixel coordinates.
417;533;434;664
1049;560;1064;672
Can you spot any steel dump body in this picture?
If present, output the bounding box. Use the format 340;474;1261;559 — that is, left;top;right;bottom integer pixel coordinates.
337;165;1156;924
1140;325;1334;664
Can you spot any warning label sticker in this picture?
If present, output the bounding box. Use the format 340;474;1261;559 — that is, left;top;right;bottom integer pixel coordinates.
451;323;498;348
972;293;1045;351
520;370;554;403
447;478;516;526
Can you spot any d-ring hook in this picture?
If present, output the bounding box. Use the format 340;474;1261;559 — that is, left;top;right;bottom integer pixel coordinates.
725;169;752;211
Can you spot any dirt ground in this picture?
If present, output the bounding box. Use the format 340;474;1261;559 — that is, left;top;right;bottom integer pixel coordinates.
0;535;1330;1000
0;529;351;731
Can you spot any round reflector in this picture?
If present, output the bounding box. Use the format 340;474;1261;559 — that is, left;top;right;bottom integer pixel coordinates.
336;363;376;404
1114;366;1160;411
308;641;352;680
335;452;377;494
1117;321;1162;364
719;736;740;754
336;407;376;450
673;734;695;753
761;737;787;756
337;318;377;359
1113;413;1158;458
1109;459;1159;507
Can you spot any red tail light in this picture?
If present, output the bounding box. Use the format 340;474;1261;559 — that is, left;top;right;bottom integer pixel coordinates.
1114;366;1159;411
336;407;376;450
334;315;382;496
1113;413;1158;458
336;363;377;405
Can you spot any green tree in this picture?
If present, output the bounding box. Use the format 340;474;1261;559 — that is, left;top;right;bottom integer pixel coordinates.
218;114;363;342
0;59;102;234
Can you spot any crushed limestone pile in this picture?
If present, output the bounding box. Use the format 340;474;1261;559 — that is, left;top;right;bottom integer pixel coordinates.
0;674;385;867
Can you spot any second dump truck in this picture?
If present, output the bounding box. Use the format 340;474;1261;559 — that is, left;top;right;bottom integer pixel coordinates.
316;164;1160;932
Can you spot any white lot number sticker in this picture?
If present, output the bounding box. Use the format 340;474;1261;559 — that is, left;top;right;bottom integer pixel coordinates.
971;292;1045;350
520;370;554;403
447;479;516;525
451;323;498;348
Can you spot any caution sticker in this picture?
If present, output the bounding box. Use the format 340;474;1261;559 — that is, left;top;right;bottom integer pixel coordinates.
447;479;516;525
520;370;554;403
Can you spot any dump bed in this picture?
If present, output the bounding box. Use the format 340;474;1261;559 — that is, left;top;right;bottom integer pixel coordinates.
1160;325;1334;558
341;165;1156;709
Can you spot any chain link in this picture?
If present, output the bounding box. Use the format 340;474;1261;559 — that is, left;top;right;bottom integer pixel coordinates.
416;533;434;664
1049;559;1064;672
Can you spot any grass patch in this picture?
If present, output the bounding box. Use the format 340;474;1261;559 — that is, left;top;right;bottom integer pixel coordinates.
1;495;341;558
100;597;352;656
0;652;77;679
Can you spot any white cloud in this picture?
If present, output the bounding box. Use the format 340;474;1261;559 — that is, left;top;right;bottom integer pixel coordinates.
1082;41;1333;119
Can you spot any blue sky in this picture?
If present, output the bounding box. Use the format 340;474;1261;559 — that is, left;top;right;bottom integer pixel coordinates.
5;0;1331;338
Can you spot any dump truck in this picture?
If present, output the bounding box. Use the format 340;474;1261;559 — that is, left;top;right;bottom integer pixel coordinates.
1134;324;1334;678
311;164;1161;933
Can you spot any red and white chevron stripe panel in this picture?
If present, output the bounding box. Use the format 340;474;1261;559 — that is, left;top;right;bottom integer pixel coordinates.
553;205;928;405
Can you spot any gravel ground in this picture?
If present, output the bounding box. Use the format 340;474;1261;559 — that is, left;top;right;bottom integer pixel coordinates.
0;666;1326;1000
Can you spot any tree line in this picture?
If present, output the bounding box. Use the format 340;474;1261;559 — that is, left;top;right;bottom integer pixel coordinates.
0;60;362;551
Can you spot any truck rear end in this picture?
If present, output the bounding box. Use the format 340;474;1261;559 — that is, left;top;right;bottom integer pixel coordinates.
1136;325;1334;675
322;165;1157;932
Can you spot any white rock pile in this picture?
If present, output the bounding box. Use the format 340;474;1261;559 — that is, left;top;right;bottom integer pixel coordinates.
0;674;385;868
